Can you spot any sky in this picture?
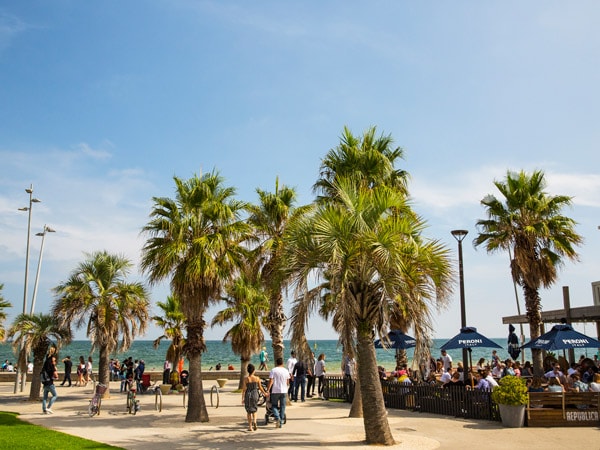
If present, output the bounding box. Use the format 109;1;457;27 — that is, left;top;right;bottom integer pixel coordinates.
1;1;599;343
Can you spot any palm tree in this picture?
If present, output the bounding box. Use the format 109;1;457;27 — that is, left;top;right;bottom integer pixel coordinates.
141;171;249;423
52;251;150;396
313;125;409;202
247;178;304;363
474;170;582;375
285;178;453;445
152;294;186;375
0;284;11;342
211;253;270;389
7;313;71;400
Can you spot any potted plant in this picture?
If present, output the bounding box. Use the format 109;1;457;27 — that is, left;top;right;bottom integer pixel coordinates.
491;375;528;427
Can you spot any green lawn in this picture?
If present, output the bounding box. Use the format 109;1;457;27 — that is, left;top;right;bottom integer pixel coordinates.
0;411;124;449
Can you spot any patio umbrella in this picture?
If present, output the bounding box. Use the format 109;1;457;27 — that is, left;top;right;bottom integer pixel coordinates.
374;330;417;349
521;324;600;351
441;327;502;386
441;327;502;351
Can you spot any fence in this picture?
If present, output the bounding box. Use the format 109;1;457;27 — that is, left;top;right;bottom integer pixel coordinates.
324;376;500;422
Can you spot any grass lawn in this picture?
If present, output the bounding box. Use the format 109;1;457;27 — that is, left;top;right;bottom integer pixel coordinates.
0;411;124;449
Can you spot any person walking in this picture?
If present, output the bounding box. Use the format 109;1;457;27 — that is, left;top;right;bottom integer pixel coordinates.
259;347;269;371
306;352;316;397
60;355;72;387
342;353;356;401
314;353;326;399
41;354;59;414
241;363;269;432
292;358;307;402
267;357;290;428
286;350;297;401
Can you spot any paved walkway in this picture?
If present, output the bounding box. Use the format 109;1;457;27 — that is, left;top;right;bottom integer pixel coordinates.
1;381;597;449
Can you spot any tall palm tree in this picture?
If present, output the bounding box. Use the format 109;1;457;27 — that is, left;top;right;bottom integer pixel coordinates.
52;251;150;396
152;294;186;374
247;178;304;363
7;313;71;400
141;171;248;423
285;178;453;445
474;170;582;375
0;284;11;342
313;125;409;202
211;253;270;389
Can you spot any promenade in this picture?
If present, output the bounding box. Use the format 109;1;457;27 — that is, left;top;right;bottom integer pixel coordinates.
1;380;597;449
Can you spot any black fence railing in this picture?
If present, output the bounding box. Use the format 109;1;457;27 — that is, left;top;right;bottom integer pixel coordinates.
324;377;500;422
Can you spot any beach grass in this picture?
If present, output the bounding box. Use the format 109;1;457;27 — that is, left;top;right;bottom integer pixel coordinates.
0;411;124;449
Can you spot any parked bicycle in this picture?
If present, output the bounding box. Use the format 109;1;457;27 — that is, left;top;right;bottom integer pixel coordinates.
88;383;108;417
126;383;140;415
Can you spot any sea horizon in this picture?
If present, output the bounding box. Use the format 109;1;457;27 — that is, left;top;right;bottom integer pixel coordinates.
6;337;590;374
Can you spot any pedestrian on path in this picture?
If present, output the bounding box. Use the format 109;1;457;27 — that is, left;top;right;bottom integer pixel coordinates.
60;355;72;387
267;357;290;428
41;354;59;414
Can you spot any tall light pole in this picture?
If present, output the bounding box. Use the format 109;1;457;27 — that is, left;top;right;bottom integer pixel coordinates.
18;185;41;315
15;185;41;393
30;225;56;315
451;229;469;383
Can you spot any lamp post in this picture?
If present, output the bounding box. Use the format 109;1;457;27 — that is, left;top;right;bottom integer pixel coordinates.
18;185;41;315
451;229;469;383
30;225;56;315
15;185;41;393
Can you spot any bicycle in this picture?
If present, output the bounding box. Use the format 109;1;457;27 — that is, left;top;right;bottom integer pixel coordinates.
88;383;108;417
126;384;140;415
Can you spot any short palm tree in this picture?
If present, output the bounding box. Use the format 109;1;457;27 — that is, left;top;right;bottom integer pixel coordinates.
246;178;304;363
141;171;249;423
474;170;582;375
52;251;150;395
285;178;453;445
152;294;186;374
7;313;71;400
0;284;11;342
211;252;270;389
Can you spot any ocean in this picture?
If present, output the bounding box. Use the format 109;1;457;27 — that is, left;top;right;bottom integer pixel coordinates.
0;338;544;373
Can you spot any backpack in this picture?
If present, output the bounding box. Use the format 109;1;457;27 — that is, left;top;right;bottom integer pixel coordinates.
41;370;52;386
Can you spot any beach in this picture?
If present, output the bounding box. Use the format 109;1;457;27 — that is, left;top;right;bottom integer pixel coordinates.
1;379;597;449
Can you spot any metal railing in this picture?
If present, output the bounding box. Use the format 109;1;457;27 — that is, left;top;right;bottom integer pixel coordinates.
324;376;500;422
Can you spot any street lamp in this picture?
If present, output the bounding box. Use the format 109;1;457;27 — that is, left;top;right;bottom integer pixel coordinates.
19;185;41;315
15;185;41;393
30;225;56;315
451;229;469;383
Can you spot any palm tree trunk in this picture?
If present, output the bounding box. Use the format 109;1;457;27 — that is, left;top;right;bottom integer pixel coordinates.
349;374;363;418
99;345;110;398
356;331;395;445
185;320;209;422
28;350;46;401
524;285;544;376
238;357;250;389
268;292;286;362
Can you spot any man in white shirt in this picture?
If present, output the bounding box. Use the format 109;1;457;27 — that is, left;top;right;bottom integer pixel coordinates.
268;357;291;428
440;350;452;372
286;351;297;400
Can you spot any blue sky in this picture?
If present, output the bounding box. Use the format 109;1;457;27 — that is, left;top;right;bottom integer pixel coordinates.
1;1;599;342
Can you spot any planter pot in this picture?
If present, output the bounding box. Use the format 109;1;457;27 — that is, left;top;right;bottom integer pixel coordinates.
498;404;525;428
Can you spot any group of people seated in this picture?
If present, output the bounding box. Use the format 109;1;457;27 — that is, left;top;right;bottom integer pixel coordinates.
526;359;600;393
377;353;600;393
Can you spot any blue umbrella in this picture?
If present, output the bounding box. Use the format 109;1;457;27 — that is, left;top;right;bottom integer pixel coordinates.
521;324;600;351
374;330;417;349
440;327;502;351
